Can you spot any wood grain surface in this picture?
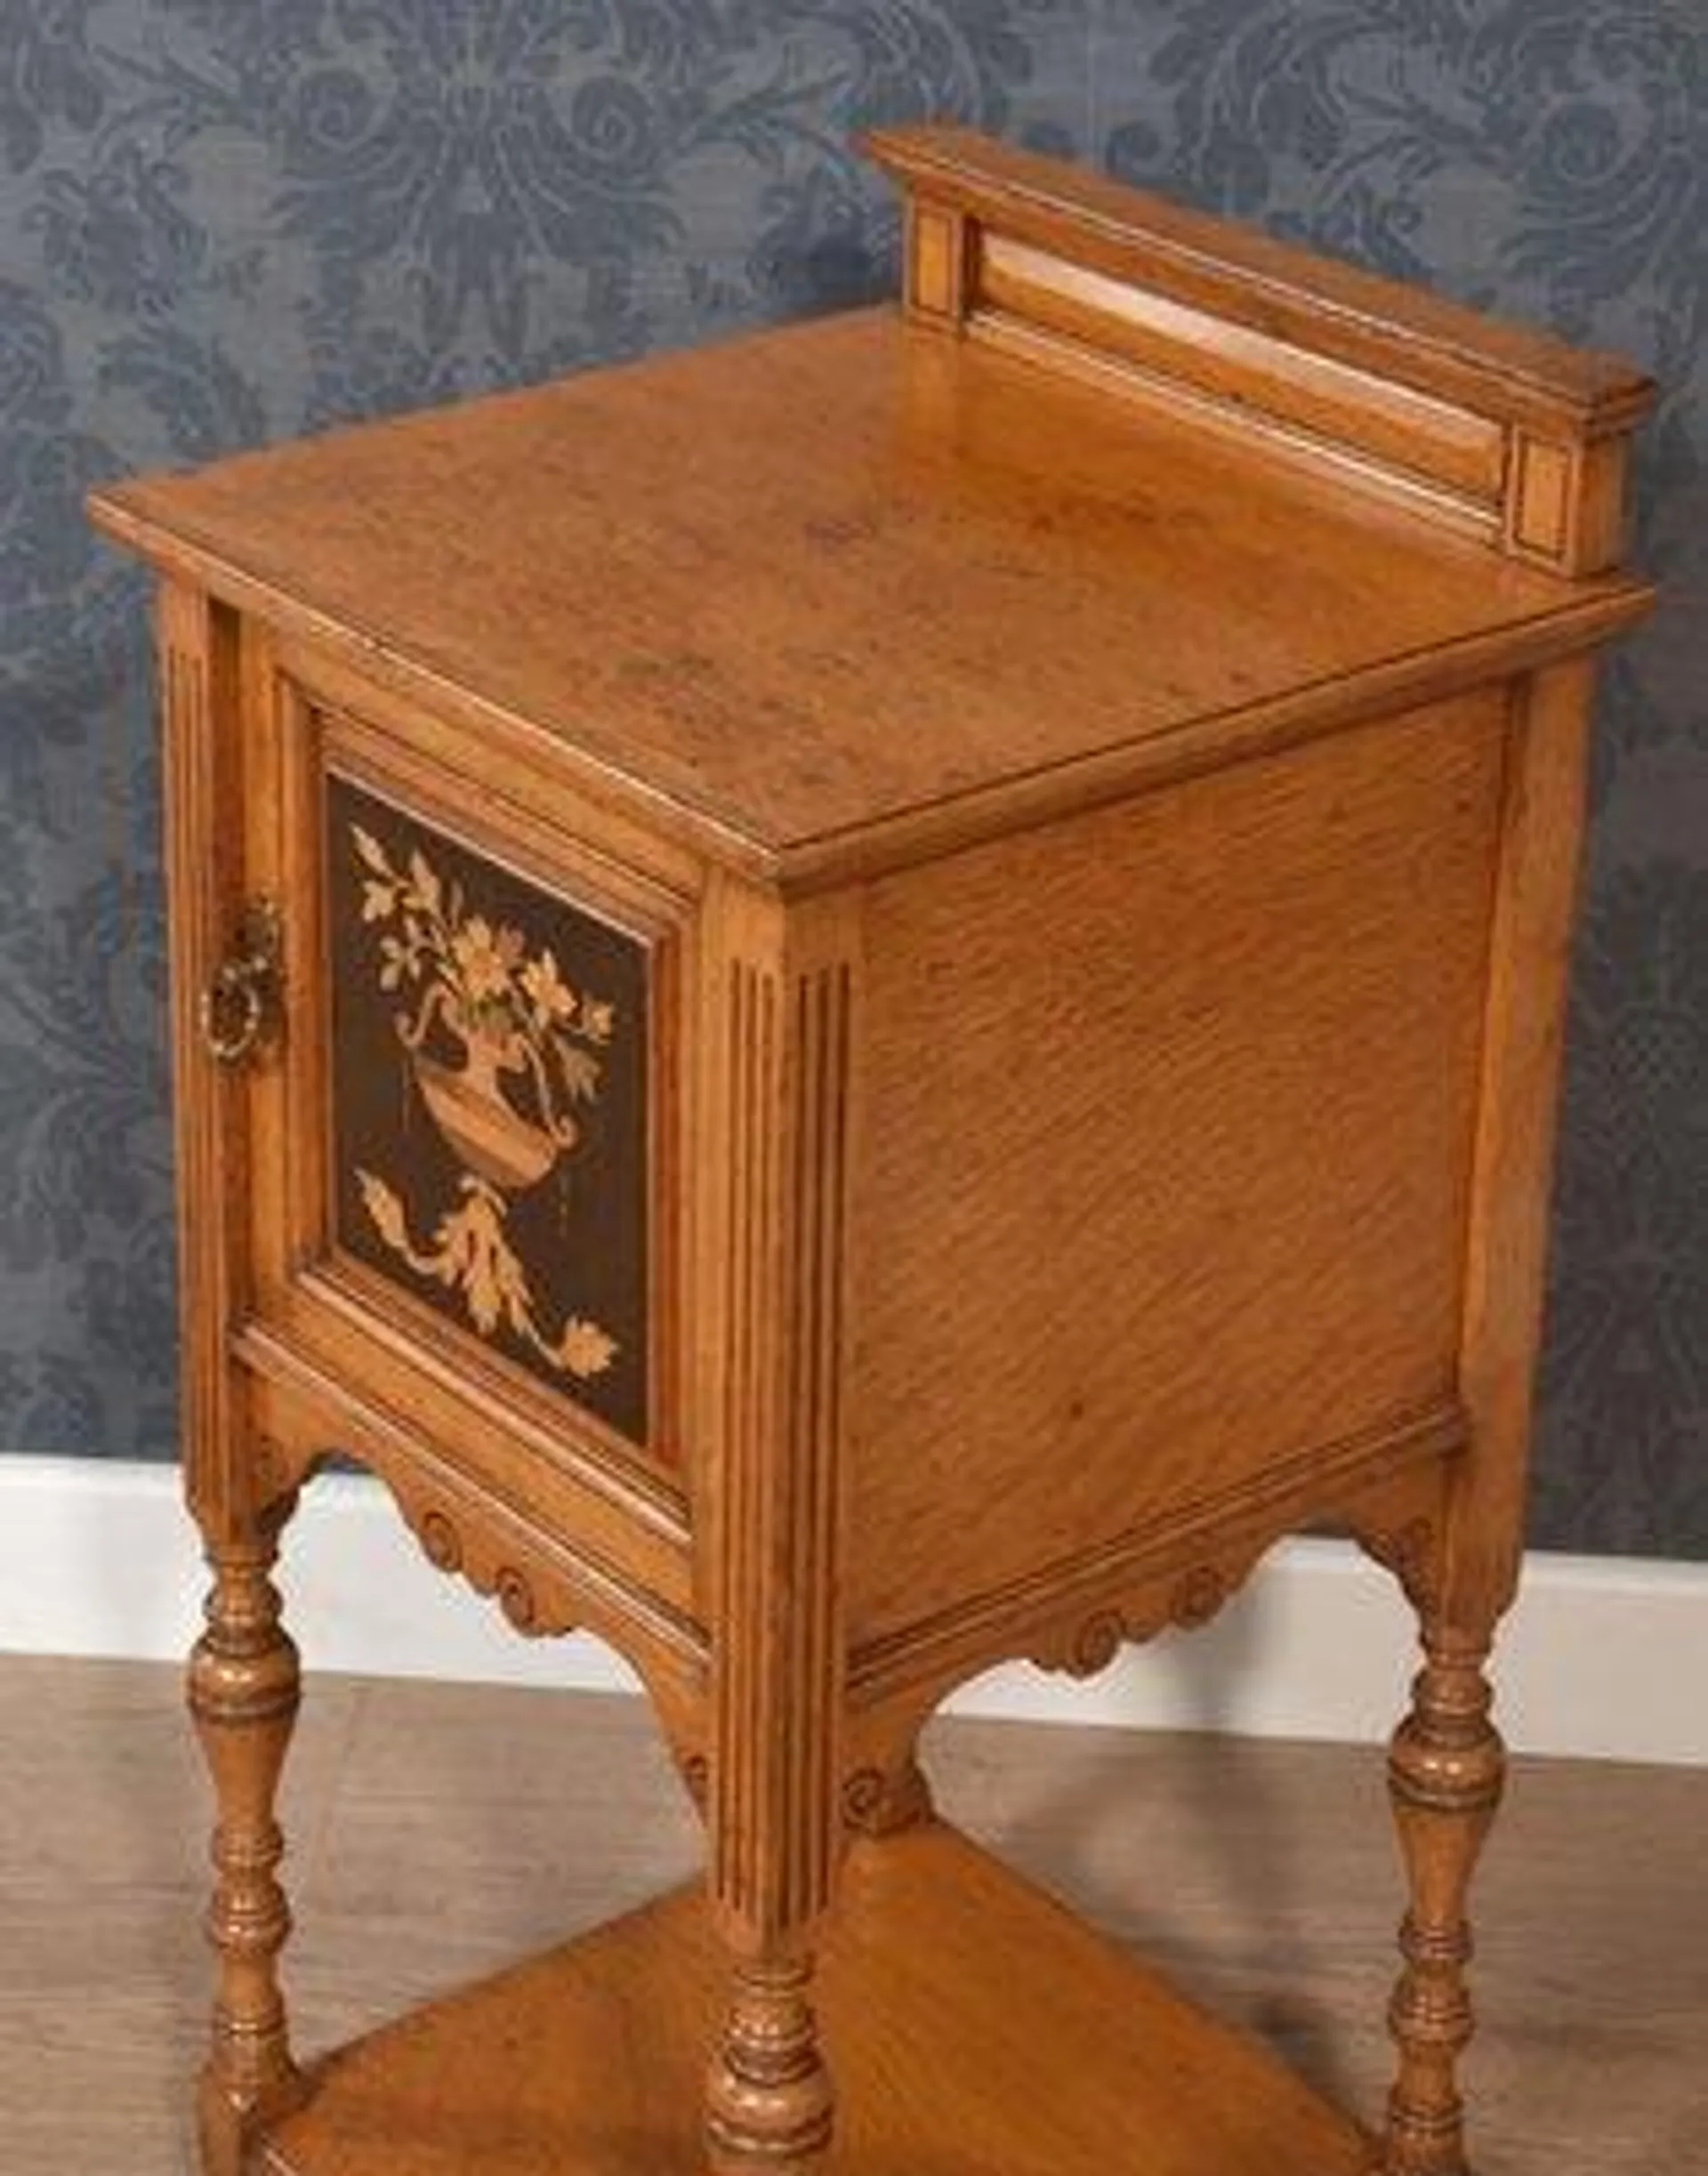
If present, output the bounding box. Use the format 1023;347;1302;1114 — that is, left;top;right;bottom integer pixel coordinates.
863;128;1651;426
849;692;1503;1645
258;1823;1374;2176
91;312;1647;884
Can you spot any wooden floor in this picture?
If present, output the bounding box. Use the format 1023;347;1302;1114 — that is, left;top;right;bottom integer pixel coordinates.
0;1657;1702;2175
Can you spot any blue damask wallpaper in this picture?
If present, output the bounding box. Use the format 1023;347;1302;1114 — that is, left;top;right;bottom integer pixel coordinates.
0;1;1704;1557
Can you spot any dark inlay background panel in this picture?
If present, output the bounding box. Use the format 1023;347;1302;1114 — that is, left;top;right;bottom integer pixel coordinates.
325;773;649;1447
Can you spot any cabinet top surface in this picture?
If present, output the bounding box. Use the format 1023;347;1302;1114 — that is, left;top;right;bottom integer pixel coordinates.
93;306;1644;875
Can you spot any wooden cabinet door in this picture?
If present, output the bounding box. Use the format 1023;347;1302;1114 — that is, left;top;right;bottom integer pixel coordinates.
165;589;705;1646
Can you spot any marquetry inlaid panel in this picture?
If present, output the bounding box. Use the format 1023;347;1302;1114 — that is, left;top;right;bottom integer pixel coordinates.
325;773;651;1446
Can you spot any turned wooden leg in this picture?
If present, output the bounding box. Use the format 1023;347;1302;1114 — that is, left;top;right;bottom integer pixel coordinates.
1383;1622;1506;2176
705;1947;834;2172
188;1512;303;2174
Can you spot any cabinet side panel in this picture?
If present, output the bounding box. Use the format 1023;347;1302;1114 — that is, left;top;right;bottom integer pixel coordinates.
847;693;1506;1646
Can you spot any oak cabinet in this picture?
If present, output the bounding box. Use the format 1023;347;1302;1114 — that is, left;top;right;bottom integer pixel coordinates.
91;126;1654;2176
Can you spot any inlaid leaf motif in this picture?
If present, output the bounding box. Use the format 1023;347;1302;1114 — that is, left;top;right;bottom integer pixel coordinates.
353;825;391;874
520;949;576;1029
353;1169;619;1381
436;1181;529;1333
356;1169;409;1254
407;848;442;920
555;1042;601;1105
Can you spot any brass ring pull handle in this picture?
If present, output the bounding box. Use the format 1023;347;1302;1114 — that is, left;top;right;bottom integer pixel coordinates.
198;901;282;1067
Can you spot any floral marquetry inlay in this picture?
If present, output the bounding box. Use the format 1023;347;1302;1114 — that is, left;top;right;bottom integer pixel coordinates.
326;774;650;1446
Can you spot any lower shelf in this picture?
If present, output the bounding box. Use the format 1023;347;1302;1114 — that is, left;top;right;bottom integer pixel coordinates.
256;1822;1377;2175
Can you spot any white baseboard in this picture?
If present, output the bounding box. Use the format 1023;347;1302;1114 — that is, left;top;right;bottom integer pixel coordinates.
1;1455;1703;1765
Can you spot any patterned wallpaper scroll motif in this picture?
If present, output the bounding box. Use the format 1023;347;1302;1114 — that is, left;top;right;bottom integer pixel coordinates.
0;0;1703;1555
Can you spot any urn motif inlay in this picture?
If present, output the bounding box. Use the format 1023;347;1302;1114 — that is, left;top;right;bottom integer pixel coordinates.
326;773;649;1445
